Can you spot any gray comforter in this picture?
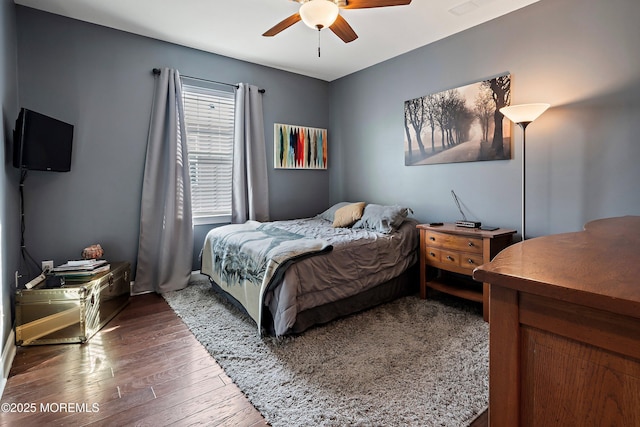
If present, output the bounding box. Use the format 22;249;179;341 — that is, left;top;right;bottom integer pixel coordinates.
202;217;418;336
200;220;333;332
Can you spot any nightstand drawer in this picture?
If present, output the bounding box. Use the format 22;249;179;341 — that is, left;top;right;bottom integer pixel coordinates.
460;252;484;270
424;231;483;254
438;250;483;271
424;247;442;263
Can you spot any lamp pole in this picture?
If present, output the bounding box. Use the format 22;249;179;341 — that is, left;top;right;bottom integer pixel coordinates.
518;121;531;241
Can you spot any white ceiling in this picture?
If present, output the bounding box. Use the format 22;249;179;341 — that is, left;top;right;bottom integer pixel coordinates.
14;0;540;82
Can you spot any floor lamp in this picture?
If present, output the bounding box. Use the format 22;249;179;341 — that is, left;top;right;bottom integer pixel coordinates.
499;103;550;240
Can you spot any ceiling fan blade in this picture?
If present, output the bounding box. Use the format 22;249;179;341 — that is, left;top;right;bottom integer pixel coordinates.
263;13;302;37
330;15;358;43
342;0;412;9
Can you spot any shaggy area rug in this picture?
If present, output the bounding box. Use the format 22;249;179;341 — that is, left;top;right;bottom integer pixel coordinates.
162;273;488;427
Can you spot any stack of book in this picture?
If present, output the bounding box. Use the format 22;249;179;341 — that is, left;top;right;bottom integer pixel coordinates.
52;259;110;280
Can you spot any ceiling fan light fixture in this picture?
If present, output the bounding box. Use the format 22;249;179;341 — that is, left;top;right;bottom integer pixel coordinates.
299;0;340;30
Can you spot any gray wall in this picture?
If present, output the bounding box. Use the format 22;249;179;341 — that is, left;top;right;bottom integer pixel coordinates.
1;0;19;362
15;6;330;273
329;0;640;238
12;0;640;288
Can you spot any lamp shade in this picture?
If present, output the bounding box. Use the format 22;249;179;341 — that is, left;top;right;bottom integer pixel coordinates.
300;0;340;30
500;103;550;124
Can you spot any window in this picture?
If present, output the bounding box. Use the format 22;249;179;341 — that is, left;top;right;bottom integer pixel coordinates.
182;82;235;225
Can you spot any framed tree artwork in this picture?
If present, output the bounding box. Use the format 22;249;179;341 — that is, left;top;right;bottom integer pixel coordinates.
404;73;511;166
274;123;327;169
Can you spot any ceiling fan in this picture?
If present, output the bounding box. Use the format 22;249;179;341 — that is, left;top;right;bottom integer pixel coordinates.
263;0;412;46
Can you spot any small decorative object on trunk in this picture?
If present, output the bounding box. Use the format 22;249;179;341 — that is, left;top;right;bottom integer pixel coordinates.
82;244;104;260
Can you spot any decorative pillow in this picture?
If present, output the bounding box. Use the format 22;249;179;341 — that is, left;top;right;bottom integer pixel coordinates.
333;202;366;228
316;202;354;222
352;204;411;233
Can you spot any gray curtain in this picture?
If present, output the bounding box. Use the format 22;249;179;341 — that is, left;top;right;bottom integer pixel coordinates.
134;68;193;294
232;83;269;223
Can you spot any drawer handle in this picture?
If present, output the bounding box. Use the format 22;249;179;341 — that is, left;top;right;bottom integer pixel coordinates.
468;258;475;264
429;236;436;241
446;255;454;261
430;252;436;257
468;242;474;247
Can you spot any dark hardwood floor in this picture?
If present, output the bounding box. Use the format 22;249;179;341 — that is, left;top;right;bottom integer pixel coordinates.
470;410;488;427
0;293;267;426
1;293;488;426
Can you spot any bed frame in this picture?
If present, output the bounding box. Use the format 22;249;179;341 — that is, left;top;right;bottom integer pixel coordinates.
208;264;418;336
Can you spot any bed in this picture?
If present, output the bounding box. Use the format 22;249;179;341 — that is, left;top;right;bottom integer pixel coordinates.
200;202;419;336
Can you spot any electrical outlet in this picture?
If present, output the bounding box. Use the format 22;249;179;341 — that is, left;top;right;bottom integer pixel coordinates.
42;260;54;272
15;270;21;288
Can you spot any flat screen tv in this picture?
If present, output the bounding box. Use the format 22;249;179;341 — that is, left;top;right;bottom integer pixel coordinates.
13;108;74;172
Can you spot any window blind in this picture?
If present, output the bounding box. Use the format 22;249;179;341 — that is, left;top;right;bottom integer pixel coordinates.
182;83;235;224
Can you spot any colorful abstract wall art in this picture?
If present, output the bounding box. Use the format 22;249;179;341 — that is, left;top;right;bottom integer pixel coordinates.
274;123;327;169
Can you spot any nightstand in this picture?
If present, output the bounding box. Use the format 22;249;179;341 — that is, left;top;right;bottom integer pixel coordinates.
417;223;516;321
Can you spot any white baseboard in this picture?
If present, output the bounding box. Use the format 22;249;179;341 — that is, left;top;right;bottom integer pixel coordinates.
0;328;17;399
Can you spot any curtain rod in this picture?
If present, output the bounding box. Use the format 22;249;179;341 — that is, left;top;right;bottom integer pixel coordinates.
152;68;265;93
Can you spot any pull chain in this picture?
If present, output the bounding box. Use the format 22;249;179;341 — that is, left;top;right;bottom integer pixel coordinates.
317;28;321;57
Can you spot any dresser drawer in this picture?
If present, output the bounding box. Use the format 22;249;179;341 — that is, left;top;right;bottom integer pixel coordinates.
424;230;482;254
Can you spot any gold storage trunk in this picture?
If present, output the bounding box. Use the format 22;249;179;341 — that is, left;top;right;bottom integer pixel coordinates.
15;262;130;346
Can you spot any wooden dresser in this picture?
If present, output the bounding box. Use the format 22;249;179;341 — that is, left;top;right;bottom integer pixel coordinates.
473;216;640;426
417;223;516;321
